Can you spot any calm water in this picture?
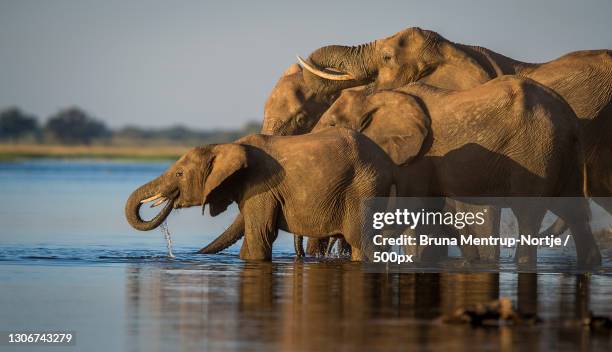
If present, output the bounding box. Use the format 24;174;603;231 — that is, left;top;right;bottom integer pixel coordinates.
1;160;611;351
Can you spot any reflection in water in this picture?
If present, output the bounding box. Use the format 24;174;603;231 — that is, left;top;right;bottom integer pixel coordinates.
3;161;610;351
125;262;612;351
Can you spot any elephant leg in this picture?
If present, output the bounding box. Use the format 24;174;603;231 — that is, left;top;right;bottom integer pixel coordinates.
584;109;612;199
239;196;279;261
338;238;352;256
350;246;364;261
550;199;601;268
513;207;546;266
294;235;305;257
474;206;500;262
451;202;500;263
325;237;338;256
306;238;327;257
344;218;373;262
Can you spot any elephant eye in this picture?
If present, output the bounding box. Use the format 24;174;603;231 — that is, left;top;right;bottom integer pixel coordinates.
295;112;306;126
327;115;337;126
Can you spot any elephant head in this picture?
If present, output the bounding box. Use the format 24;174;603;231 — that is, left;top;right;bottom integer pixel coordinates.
262;64;359;136
314;88;430;165
299;27;493;94
125;144;248;231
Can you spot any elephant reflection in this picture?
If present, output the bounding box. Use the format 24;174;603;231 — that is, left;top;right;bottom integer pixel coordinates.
124;263;608;351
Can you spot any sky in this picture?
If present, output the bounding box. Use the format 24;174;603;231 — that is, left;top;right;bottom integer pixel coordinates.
0;0;610;130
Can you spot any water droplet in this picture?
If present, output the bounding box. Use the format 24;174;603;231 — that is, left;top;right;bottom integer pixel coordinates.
160;222;175;258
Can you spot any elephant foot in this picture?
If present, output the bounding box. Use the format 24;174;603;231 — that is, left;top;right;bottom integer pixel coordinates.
306;238;327;257
576;249;602;269
350;247;365;261
338;239;352;257
239;253;272;261
516;255;536;265
294;235;305;257
325;237;337;257
239;243;272;261
515;245;537;266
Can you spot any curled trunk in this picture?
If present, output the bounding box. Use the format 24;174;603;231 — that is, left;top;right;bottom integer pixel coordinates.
125;178;174;231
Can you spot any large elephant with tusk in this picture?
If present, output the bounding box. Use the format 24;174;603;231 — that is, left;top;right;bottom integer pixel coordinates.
297;27;611;196
297;27;612;263
198;27;612;261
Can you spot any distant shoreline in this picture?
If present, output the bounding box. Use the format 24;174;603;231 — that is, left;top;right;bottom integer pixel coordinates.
0;144;188;161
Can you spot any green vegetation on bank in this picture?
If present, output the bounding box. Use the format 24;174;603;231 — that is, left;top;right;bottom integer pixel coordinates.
0;106;261;160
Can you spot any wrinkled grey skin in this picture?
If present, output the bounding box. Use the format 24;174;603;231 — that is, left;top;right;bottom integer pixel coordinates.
302;27;611;194
302;27;611;262
201;28;611;259
313;76;602;267
127;128;396;261
198;65;349;256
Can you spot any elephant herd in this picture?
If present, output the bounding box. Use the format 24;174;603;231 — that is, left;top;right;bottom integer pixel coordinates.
126;27;611;267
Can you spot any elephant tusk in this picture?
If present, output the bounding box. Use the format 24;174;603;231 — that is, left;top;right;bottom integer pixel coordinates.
141;193;163;204
296;56;354;81
150;197;167;208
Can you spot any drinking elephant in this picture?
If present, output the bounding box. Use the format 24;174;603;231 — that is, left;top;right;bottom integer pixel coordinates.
125;128;395;261
298;27;611;261
298;26;611;193
201;28;611;259
198;64;353;257
313;75;602;267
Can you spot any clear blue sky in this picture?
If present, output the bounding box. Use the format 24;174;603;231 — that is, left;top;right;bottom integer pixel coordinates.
0;0;610;129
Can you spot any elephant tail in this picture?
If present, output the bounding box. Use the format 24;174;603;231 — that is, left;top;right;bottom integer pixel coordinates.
197;214;245;254
574;127;590;198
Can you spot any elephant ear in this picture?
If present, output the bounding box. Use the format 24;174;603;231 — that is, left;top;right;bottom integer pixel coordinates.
359;91;430;165
202;144;248;216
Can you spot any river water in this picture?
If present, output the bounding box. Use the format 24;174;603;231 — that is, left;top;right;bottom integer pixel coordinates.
0;160;611;351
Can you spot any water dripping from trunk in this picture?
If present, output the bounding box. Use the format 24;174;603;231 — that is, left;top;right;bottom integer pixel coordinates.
160;222;175;258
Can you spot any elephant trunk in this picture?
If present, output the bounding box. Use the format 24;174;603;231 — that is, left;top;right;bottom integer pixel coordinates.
125;178;175;231
302;42;378;94
197;214;245;253
309;42;377;80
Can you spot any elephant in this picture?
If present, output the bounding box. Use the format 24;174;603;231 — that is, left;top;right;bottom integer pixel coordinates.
312;75;602;266
201;28;611;259
298;27;611;188
125;127;396;261
198;64;355;257
299;27;611;117
299;27;612;261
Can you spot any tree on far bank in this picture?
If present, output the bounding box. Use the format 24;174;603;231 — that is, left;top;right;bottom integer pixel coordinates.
0;107;40;141
45;107;110;145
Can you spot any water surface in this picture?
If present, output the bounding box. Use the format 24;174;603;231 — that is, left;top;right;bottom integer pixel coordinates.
1;160;611;351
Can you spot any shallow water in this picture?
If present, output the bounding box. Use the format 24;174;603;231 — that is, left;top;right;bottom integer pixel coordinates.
1;160;611;351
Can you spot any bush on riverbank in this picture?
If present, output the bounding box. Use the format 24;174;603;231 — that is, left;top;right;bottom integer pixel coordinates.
0;106;261;152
